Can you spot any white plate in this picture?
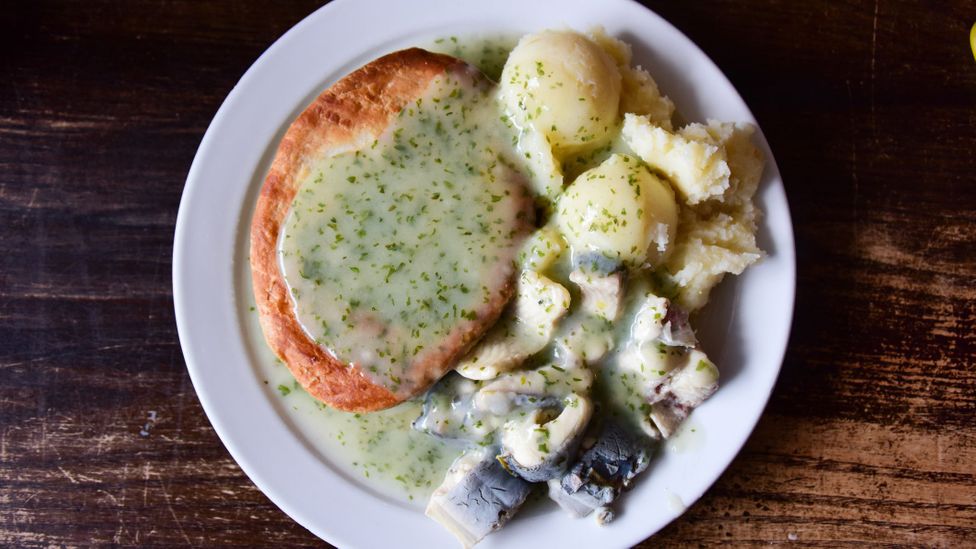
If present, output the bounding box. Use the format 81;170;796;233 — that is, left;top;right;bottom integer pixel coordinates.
173;0;796;547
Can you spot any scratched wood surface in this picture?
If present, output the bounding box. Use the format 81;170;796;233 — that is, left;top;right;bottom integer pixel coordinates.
1;1;974;547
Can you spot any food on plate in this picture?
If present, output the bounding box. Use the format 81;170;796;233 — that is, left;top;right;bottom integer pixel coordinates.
251;27;765;547
455;270;571;380
425;448;532;547
251;48;534;411
547;419;651;520
555;153;678;267
496;393;593;482
500;30;621;157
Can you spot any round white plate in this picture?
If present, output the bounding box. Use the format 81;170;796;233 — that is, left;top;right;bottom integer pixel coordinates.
173;0;796;547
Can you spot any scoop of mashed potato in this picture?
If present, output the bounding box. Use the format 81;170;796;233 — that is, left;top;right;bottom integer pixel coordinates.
587;27;674;131
664;209;762;311
500;30;621;157
556;154;677;267
656;122;765;311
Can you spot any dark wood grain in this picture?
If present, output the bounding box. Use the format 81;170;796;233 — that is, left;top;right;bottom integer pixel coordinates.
1;1;973;547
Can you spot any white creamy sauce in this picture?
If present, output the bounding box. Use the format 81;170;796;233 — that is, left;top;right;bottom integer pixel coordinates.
664;418;705;454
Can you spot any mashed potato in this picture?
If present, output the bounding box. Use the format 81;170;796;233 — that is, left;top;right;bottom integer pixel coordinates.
621;114;732;205
664;209;762;311
647;121;765;311
587;27;674;130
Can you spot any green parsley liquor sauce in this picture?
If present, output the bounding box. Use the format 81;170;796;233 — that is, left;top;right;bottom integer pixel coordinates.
279;68;532;395
426;34;520;82
245;299;462;505
243;37;534;507
246;37;553;507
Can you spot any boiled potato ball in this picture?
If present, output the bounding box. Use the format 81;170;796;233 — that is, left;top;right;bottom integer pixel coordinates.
500;30;621;156
556;154;678;267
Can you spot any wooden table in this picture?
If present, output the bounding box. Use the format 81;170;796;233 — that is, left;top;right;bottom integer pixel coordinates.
2;1;973;546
